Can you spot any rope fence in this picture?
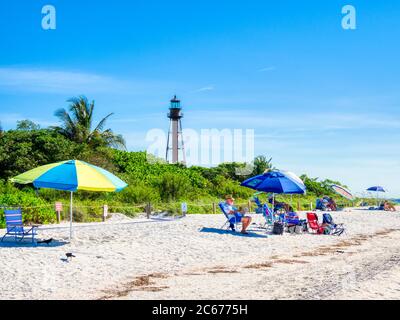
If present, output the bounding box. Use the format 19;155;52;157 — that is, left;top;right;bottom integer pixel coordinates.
1;200;357;211
0;204;54;209
1;197;360;227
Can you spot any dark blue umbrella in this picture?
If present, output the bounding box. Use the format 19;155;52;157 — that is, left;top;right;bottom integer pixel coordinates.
367;186;386;208
367;186;386;192
241;170;306;194
241;170;306;213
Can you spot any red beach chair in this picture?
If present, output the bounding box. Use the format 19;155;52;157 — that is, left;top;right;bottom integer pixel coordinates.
307;212;328;234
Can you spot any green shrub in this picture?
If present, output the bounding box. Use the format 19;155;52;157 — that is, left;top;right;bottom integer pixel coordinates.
153;172;193;202
117;182;161;205
0;188;56;228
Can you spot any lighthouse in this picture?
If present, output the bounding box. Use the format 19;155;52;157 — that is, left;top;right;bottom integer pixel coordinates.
166;96;186;164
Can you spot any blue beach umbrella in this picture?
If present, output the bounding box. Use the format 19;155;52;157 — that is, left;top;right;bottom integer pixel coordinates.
241;170;306;211
367;186;386;192
241;170;306;194
367;186;386;208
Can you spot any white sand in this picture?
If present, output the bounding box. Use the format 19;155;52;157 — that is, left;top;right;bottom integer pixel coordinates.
0;209;400;300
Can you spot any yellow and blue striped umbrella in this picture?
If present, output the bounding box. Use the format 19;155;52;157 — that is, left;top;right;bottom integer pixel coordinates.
11;160;127;192
10;160;128;241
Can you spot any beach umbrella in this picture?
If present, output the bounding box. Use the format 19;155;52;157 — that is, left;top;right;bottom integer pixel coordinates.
10;160;128;240
241;170;306;194
331;185;355;201
367;186;386;207
241;170;306;211
367;186;386;192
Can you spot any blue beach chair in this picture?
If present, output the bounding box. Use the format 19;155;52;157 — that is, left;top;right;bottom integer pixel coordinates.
261;204;276;229
253;196;279;230
280;212;302;225
322;213;345;236
219;202;242;232
1;208;39;243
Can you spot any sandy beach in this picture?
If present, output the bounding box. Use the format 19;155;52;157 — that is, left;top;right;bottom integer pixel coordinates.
1;209;400;300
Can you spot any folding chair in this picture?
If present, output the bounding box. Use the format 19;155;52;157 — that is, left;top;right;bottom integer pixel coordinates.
322;213;346;236
1;208;38;243
219;202;242;232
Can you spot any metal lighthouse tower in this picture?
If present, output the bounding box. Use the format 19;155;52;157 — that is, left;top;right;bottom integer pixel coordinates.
166;95;186;164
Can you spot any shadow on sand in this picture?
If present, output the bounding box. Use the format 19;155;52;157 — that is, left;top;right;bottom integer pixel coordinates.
200;227;268;238
0;238;68;248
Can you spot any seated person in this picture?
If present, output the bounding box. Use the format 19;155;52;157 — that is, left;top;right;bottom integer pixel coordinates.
383;201;396;212
327;198;337;211
223;195;252;234
322;196;330;207
268;195;293;213
316;198;326;210
320;196;336;211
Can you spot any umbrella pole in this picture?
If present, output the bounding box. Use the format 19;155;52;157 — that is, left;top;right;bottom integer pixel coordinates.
272;193;275;214
70;191;73;241
377;193;380;208
290;194;293;210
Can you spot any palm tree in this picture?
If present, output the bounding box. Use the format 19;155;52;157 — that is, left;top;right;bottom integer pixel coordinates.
253;156;274;175
53;96;126;149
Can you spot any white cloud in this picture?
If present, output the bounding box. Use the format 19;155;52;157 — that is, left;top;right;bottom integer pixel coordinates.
0;68;115;93
191;86;215;93
258;66;276;72
184;109;400;131
0;67;171;95
0;112;56;128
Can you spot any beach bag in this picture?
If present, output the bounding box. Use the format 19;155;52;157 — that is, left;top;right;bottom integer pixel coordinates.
272;222;284;235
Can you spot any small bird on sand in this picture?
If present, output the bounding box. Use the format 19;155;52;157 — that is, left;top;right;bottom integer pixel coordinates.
66;253;76;259
37;238;53;245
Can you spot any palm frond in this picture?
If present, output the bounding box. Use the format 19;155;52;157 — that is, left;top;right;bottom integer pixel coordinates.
55;96;125;149
54;108;75;138
93;113;114;133
100;129;126;150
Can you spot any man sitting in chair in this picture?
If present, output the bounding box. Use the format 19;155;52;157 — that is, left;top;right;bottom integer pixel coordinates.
223;195;252;234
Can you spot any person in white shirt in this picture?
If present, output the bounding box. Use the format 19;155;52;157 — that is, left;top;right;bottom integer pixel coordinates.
222;195;252;234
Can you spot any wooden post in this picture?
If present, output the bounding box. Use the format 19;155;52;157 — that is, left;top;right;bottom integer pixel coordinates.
181;203;188;217
212;203;216;214
146;203;151;219
55;202;62;224
102;205;108;222
248;200;252;213
297;198;300;211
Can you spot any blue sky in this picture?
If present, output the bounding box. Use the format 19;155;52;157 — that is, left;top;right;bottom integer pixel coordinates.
0;0;399;197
